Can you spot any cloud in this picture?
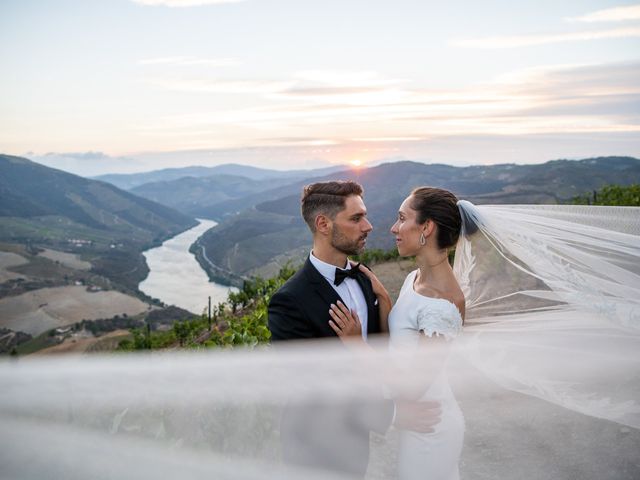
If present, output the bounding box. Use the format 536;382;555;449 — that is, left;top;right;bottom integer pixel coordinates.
144;68;409;106
453;26;640;48
567;4;640;23
294;70;404;87
255;137;340;147
139;57;241;67
132;0;244;7
131;62;640;153
125;130;640;171
43;151;112;160
497;62;640;98
280;86;387;97
28;152;146;177
270;70;409;107
144;77;290;94
351;136;424;143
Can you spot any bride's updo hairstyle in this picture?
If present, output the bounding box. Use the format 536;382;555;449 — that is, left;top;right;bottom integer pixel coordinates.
410;187;463;249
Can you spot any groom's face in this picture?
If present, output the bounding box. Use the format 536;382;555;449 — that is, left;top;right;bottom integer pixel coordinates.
329;195;373;255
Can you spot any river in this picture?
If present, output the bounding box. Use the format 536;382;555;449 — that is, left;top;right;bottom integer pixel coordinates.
139;220;236;315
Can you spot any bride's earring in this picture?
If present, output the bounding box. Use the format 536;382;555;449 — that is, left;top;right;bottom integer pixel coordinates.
419;232;426;246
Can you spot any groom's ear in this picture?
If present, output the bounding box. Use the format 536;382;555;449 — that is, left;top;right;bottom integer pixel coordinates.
315;214;331;235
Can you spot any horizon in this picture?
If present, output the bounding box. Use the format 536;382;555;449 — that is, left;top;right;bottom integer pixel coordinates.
9;152;638;180
2;0;639;176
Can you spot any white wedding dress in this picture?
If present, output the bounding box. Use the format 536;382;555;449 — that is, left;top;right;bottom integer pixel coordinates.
389;269;465;480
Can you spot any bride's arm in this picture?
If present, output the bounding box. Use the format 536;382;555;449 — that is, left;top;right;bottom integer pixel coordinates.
354;262;392;333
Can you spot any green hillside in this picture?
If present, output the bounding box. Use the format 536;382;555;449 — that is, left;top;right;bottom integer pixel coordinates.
0;154;197;291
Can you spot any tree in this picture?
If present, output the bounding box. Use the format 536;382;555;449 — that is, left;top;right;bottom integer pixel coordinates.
228;292;241;313
572;184;640;206
173;320;190;347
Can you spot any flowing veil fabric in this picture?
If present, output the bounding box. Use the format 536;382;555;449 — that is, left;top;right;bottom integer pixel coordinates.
453;203;640;430
0;204;639;479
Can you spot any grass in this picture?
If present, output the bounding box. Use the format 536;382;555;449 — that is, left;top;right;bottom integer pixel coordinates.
0;216;112;246
15;331;61;355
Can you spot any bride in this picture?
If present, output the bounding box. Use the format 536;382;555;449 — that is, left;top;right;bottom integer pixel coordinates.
329;186;468;480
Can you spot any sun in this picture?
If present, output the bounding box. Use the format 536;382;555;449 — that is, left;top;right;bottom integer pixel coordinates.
350;159;362;167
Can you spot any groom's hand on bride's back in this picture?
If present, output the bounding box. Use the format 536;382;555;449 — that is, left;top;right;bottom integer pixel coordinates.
393;399;442;433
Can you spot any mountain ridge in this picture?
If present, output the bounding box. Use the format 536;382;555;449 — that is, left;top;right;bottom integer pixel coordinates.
94;163;348;190
194;156;640;283
130;173;323;220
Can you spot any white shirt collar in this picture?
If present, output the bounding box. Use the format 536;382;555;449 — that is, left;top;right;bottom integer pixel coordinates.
309;250;351;284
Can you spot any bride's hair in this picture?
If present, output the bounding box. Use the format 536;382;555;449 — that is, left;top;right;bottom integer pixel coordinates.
410;187;462;249
456;200;481;237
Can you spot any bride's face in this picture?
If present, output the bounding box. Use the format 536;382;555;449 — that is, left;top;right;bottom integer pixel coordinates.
391;195;426;257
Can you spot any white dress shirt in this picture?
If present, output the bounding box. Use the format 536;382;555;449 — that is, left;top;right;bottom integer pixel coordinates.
309;251;369;340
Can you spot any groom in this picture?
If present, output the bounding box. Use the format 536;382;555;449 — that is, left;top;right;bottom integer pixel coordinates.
269;180;379;341
268;180;440;477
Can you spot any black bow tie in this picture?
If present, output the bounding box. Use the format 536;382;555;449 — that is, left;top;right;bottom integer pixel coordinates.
334;263;362;286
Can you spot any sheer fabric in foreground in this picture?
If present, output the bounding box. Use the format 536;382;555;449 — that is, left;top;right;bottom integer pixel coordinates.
0;204;639;479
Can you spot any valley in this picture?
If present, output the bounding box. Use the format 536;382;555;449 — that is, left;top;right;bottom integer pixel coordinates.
2;154;639;355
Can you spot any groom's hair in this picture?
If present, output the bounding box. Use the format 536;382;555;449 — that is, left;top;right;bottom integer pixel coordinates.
301;181;363;232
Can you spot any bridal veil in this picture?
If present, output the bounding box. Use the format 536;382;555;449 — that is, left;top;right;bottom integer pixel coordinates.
1;204;638;479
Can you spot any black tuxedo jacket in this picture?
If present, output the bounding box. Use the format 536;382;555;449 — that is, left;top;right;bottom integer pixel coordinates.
267;257;393;477
268;257;383;340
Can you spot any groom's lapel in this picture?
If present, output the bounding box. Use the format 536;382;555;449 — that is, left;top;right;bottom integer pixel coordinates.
354;271;378;335
302;257;345;311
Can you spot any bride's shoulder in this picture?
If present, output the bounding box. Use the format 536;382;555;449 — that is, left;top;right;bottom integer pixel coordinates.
407;269;419;280
415;298;463;339
450;289;465;321
439;274;466;321
400;269;418;288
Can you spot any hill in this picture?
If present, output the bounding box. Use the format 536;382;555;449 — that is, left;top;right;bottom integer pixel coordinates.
195;156;640;281
0;154;197;290
130;174;311;220
94;163;347;191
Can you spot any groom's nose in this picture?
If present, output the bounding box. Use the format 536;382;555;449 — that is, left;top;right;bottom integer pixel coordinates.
362;217;373;233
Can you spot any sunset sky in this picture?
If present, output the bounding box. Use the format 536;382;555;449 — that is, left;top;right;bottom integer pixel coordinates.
1;0;639;175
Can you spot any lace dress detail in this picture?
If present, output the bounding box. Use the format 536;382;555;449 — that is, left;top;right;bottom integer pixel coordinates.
416;302;462;340
393;269;463;342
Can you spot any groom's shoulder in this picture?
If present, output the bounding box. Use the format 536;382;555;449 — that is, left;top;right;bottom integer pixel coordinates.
274;265;311;296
